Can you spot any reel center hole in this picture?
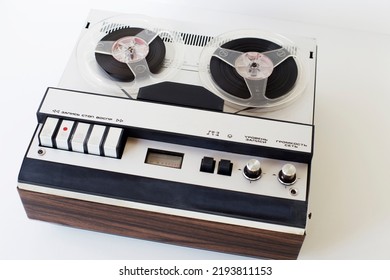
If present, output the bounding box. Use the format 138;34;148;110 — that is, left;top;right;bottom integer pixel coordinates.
234;51;274;80
111;36;150;63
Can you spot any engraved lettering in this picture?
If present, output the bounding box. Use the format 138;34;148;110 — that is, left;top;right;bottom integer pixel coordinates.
61;111;80;117
207;130;220;137
81;114;94;119
96;116;113;121
276;140;307;149
244;136;268;144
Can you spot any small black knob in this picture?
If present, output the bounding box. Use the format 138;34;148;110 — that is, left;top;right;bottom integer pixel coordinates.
243;159;262;181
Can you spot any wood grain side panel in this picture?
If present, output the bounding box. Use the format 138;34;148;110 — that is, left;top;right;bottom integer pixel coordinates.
17;188;304;259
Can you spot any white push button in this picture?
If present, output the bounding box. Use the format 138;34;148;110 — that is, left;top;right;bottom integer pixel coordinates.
103;127;124;158
87;125;106;156
70;122;91;153
39;117;59;147
55;120;75;150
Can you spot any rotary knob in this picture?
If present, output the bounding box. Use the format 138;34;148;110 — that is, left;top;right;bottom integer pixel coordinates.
243;159;262;181
278;164;297;185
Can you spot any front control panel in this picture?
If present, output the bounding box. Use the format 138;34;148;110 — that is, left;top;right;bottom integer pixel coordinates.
30;118;309;202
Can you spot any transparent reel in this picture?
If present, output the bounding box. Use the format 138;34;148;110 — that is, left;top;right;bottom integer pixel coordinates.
199;30;309;113
76;14;185;98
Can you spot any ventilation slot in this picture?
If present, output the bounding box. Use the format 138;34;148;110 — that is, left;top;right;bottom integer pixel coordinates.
98;23;214;47
100;22;131;34
180;33;213;47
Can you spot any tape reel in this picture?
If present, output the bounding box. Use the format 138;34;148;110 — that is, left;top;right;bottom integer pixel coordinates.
95;27;166;82
76;14;184;98
199;30;309;112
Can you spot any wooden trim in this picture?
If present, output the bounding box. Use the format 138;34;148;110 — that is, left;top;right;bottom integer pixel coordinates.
17;188;304;259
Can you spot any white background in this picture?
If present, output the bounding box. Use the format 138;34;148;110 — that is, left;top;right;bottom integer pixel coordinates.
1;0;390;260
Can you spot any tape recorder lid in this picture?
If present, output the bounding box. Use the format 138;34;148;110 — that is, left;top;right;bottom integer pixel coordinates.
58;10;317;126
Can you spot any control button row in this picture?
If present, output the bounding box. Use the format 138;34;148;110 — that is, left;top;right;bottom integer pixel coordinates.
200;157;232;176
38;117;124;158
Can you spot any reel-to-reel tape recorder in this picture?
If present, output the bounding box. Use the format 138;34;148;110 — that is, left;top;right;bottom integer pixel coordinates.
17;9;317;259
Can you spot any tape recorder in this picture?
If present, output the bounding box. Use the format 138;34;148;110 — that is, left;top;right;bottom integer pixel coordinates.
17;9;317;259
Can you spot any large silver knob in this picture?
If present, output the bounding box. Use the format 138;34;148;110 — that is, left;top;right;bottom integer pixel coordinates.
278;164;297;185
243;159;262;181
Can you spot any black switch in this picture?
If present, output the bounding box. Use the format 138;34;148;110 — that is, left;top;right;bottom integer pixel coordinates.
217;159;233;176
200;156;216;173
